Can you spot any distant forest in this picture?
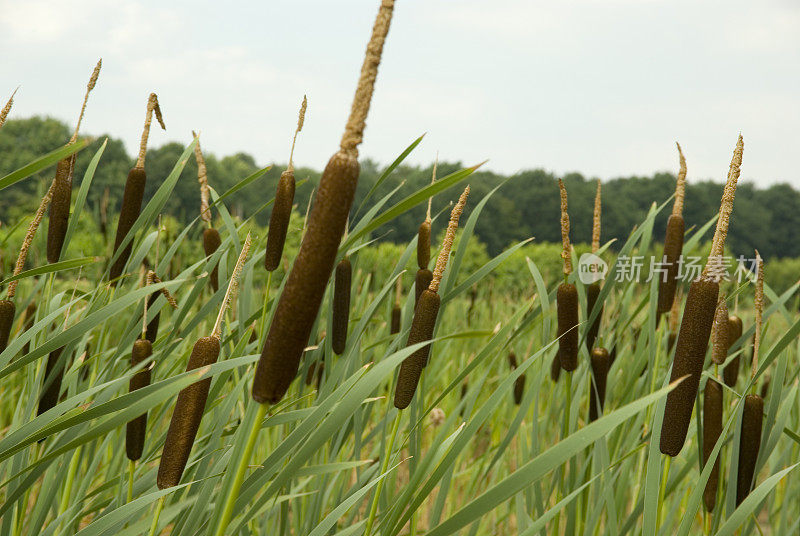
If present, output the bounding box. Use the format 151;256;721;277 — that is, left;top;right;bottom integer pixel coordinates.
2;116;799;260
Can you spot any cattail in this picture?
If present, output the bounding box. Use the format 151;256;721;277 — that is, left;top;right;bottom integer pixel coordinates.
159;235;249;487
556;179;578;371
585;282;601;351
723;314;743;387
657;143;687;315
0;88;17;130
264;97;306;271
507;351;526;405
394;187;469;410
588;348;609;421
660;135;743;457
0;299;15;352
331;257;352;355
100;186;110;241
417;157;436;270
157;336;220;488
550;353;561;382
126;338;152;461
145;291;161;344
203;228;222;293
710;298;729;365
47;60;101;263
667;290;681;351
609;344;617;367
702;378;723;511
253;0;396;404
736;393;763;505
37;346;67;416
110;93;165;284
415;268;433;309
390;278;402;334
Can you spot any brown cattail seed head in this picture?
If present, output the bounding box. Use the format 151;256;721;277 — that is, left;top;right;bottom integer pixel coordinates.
550;353;561;382
723;314;743;387
736;394;763;506
702;378;723;512
110;167;148;284
710;298;729;365
660;278;719;456
145;292;161;344
47;155;76;263
415;269;433;309
585;282;602;352
203;227;222;293
0;300;16;352
390;304;401;334
394;289;440;409
657;214;685;314
557;283;579;371
264;169;296;271
252;152;359;404
507;351;526;405
331;257;352;355
589;347;610;421
126;338;153;461
37;346;67;416
417;220;431;269
158;336;220;489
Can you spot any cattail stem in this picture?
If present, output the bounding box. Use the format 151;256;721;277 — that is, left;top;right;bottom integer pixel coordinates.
212;402;268;536
127;460;135;503
147;497;165;536
364;409;401;536
287;96;308;172
7;181;56;299
69;59;102;144
657;456;671;527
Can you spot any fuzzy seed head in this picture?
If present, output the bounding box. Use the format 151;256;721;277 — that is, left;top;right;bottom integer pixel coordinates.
558;179;572;274
704;134;743;276
430;186;469;293
673;141;687;217
591;179;601;253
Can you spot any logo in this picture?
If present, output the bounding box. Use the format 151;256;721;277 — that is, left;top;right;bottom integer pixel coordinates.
577;253;608;285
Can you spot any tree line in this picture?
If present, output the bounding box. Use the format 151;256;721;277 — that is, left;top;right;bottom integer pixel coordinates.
2;116;798;260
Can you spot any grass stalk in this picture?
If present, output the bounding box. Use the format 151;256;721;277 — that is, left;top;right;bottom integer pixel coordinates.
148;496;165;536
364;409;401;536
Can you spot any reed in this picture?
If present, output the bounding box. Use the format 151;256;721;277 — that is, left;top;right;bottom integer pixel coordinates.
331;257;352;355
253;1;396;404
589;347;609;421
657;142;687;315
265;96;306;272
47;59;101;263
660;134;743;457
110;93;165;284
702;378;722;511
394;186;469;410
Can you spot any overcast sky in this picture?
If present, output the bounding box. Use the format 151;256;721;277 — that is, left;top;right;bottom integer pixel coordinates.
2;0;798;187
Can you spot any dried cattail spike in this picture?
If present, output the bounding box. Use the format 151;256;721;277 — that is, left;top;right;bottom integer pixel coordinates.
192;131;212;224
0;299;15;352
585;282;602;351
288;95;308;172
558;179;572;275
340;0;396;157
252;0;397;405
211;233;251;340
736;393;763;505
126;338;153;461
702;378;723;512
723;314;743;387
69;59;102;144
148;271;179;309
429;186;470;293
331;257;352;355
264;169;296;271
157;336;221;489
136;93;165;169
589;347;610;421
8;181;56;298
751;251;763;378
0;87;18;130
703;135;744;278
203;228;222;292
710;297;729;365
673;142;687;217
557;283;579;371
37;346;67;416
660;278;719;456
591;180;601;253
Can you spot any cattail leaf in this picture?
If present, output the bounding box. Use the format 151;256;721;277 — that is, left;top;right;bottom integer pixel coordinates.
714;464;798;536
348;179;408;246
354;133;424;216
0;138;88;191
341;165;476;250
60;140;107;259
208;165;271;210
0;257;99;286
424;382;676;536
